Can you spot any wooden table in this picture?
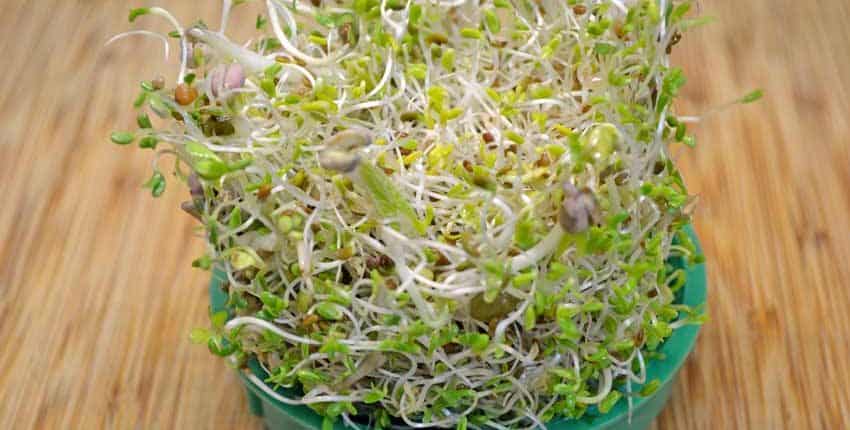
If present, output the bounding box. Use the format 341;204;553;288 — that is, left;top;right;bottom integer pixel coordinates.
1;1;848;428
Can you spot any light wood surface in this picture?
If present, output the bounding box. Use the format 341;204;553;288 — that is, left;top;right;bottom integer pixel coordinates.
1;1;848;428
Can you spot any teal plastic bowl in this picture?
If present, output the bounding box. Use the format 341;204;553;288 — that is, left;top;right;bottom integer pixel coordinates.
209;226;706;430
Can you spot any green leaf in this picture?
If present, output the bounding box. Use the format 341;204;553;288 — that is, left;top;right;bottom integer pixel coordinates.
137;113;152;129
406;63;428;81
301;100;333;113
207;336;236;356
408;4;422;25
556;305;581;341
357;162;425;235
405;320;430;338
185;142;229;180
256;14;267;29
192;254;212;270
609;338;635;353
456;416;468;430
383;0;405;10
143;171;166;197
594;42;616;55
378;338;421;354
259;291;287;319
297;369;325;385
460;28;483;39
523;306;536;330
587;19;611;37
129;7;150;23
530;85;554;99
681;304;709;325
228;207;242;229
110;131;135;145
669;2;691;23
315;13;337;27
553;383;577;395
598;390;622;413
656;68;687;114
133;91;147;108
428;324;458;353
740;89;764;104
316;302;343;321
320;337;350;358
438;388;475;407
296;290;313;313
211;310;229;330
581;300;604;313
147;94;170;118
363;387;386;404
458;333;490;354
226;158;252;172
608;70;627;87
547;262;569;280
557;304;579;320
441;48;456;70
514;216;537;249
640;379;661;396
505;130;524;144
484;10;501;33
189;328;212;344
383;313;401;326
265;63;283;79
259;77;276;97
230;248;260;270
512;271;536;289
542;35;562;59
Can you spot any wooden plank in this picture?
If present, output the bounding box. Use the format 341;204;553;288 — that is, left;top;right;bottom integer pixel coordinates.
1;1;848;428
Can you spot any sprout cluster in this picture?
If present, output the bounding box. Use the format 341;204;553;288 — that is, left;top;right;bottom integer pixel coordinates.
112;0;708;428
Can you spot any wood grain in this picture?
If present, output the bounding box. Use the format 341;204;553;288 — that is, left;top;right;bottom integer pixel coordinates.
1;1;848;428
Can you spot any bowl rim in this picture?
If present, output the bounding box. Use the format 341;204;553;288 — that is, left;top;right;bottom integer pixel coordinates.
210;225;707;430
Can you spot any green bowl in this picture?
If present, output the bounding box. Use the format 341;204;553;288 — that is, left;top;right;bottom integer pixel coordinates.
209;226;707;430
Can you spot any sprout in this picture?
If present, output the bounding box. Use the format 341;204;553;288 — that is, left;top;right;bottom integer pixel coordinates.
151;75;165;90
318;149;361;173
559;183;601;234
208;63;246;97
181;201;202;220
186;27;274;73
113;1;709;428
110;131;134;145
325;128;372;150
174;83;198;105
187;172;204;203
318;129;371;172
